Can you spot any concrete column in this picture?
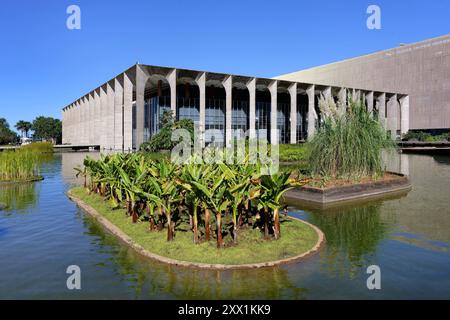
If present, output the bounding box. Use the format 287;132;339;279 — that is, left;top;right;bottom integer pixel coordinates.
307;85;316;139
106;82;115;150
246;78;256;139
66;106;71;144
88;93;94;145
135;65;148;149
67;105;72;143
123;72;133;152
195;72;206;147
223;75;232;147
387;94;398;139
100;86;108;149
62;109;66;144
366;91;374;115
75;102;80;144
166;69;177;118
377;93;386;129
62;108;65;144
351;88;361;103
399;95;410;135
323;86;332;103
79;98;84;144
338;88;347;105
114;77;124;151
94;89;101;146
288;83;297;144
268;80;278;145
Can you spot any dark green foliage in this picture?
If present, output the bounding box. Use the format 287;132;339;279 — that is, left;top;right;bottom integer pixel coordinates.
403;131;450;142
140;111;194;152
0;118;19;145
32;116;62;143
15;120;32;138
306;100;394;179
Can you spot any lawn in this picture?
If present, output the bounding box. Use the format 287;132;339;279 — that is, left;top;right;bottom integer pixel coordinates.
70;187;318;265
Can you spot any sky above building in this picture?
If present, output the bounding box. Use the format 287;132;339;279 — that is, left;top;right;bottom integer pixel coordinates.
0;0;449;132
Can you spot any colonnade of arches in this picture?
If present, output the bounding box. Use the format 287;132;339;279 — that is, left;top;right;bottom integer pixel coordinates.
62;65;409;151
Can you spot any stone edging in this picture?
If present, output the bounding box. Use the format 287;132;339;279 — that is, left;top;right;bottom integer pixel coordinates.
285;172;411;208
67;190;325;270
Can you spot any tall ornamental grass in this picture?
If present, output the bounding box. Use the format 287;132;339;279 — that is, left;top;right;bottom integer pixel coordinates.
307;94;394;179
0;150;40;182
21;142;53;153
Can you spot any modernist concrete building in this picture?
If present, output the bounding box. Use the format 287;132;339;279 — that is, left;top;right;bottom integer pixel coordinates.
276;34;450;133
62;64;408;151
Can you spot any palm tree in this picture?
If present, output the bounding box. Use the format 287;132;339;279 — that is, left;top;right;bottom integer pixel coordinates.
15;121;32;138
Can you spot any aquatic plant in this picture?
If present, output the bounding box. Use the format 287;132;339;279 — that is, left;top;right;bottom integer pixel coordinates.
306;94;394;179
21;142;53;153
0;150;41;182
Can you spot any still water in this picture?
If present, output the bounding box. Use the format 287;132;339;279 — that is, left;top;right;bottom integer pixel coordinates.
0;152;449;299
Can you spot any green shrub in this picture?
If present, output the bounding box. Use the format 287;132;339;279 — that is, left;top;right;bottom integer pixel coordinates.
140;111;194;152
306;96;394;179
403;131;450;142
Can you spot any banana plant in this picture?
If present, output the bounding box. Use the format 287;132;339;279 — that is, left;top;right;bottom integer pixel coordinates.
259;172;293;239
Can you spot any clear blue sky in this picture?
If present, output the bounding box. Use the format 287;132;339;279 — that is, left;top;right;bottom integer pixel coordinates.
0;0;448;132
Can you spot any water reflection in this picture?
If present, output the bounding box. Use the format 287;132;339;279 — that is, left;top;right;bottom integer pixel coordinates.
306;202;389;279
1;151;449;299
80;212;308;299
0;182;39;212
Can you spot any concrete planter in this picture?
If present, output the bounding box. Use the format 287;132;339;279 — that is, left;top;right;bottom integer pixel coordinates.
67;190;325;270
285;172;411;209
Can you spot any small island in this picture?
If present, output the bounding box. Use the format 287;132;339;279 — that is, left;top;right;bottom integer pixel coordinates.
0;142;52;184
68;153;324;268
283;94;411;207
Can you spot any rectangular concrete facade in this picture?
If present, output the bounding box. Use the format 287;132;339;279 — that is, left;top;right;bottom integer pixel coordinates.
62;64;407;150
275;34;450;132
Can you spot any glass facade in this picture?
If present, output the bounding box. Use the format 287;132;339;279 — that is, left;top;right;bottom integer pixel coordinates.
256;101;271;142
144;96;171;142
232;100;249;139
133;92;313;147
177;97;200;124
277;102;290;144
297;96;308;142
205;98;225;145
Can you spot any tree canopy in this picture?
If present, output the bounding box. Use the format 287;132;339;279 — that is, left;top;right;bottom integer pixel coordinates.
31;116;62;144
15;120;32;138
0;118;18;145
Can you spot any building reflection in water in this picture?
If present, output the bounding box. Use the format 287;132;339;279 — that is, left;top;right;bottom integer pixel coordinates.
80;215;309;299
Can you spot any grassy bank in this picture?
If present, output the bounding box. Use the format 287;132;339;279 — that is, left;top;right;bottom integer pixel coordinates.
71;187;318;265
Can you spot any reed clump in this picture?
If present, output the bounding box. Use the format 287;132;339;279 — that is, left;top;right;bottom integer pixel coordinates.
0;150;41;182
21;142;53;153
306;94;395;180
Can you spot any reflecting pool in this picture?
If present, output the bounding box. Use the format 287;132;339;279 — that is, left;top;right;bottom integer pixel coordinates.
0;152;449;299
